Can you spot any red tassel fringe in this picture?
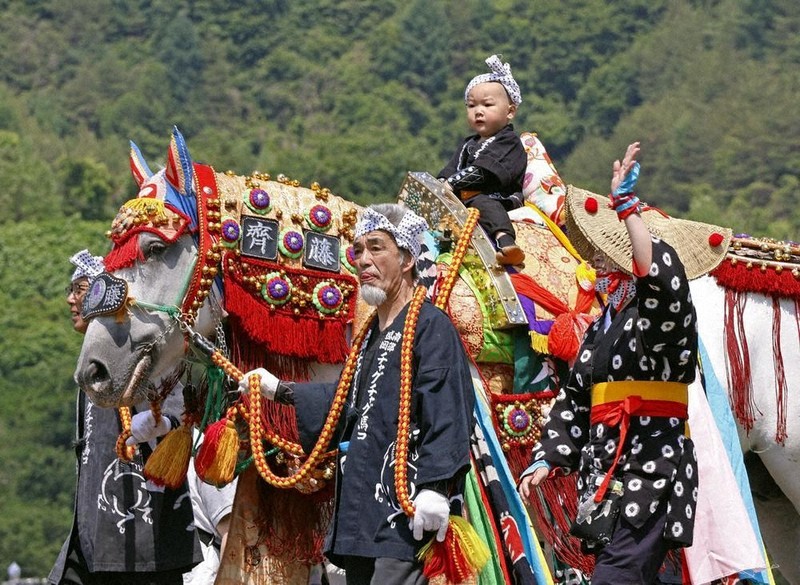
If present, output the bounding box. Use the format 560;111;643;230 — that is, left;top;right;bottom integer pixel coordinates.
712;260;800;299
226;278;349;364
529;474;595;576
253;468;335;564
771;297;788;445
104;235;145;272
723;289;758;433
229;327;312;382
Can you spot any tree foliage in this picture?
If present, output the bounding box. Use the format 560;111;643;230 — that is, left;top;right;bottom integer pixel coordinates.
1;0;798;577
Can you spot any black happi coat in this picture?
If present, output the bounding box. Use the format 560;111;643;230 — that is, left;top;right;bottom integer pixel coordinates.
293;300;474;564
532;238;698;547
49;391;200;582
438;124;527;200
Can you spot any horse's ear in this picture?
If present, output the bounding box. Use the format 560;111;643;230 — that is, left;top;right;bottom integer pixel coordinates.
129;141;153;188
165;126;195;197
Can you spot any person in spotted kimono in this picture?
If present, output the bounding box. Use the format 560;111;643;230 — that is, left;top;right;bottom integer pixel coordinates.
518;142;699;584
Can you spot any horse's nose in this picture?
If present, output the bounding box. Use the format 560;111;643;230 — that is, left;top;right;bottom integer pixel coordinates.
75;359;114;407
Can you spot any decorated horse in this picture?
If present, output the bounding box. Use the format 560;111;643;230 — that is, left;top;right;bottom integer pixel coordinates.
74;127;799;584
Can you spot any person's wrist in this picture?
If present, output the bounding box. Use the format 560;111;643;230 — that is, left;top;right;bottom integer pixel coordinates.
610;192;640;221
164;413;180;430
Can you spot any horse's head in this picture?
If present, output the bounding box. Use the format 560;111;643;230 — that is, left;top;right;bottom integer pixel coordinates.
75;127;222;407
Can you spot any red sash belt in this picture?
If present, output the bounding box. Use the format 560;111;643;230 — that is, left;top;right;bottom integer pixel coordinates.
590;381;689;502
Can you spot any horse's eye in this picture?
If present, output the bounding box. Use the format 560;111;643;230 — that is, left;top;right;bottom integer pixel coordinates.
143;240;167;259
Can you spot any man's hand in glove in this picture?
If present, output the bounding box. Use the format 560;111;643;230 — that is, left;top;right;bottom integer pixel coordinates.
410;489;450;542
126;410;175;445
237;367;280;400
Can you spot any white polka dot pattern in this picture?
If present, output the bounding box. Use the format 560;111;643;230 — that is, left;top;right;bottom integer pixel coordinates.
530;239;698;547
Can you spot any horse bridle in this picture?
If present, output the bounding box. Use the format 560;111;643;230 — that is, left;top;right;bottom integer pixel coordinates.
81;163;224;344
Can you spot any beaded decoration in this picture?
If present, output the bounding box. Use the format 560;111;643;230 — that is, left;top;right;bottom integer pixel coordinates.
261;272;293;306
278;229;305;259
115;407;137;462
220;217;242;247
492;394;548;450
340;245;357;274
306;204;333;232
244;188;272;215
312;282;345;314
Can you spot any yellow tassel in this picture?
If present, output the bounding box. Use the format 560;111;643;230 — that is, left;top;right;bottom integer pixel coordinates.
447;515;490;572
418;515;490;582
530;331;550;355
575;261;596;291
196;419;239;487
143;424;192;489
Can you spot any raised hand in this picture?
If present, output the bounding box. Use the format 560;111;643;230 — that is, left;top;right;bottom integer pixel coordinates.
611;141;641;196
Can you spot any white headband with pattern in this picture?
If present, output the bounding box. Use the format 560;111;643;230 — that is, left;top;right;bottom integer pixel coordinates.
354;207;429;260
70;249;105;282
464;54;522;106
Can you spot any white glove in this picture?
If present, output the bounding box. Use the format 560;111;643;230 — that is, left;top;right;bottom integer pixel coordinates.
237;367;280;400
410;489;450;542
125;410;173;446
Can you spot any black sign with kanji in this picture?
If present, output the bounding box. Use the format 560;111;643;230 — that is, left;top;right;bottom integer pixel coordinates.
240;216;279;261
303;230;341;272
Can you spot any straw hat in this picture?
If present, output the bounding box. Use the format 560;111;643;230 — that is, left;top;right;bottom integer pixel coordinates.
564;185;732;279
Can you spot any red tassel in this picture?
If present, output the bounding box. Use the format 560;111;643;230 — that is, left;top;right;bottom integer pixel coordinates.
528;474;595;576
771;298;788;444
228;328;310;381
723;289;758;432
104;236;145;272
194;418;239;486
548;311;593;362
418;516;490;583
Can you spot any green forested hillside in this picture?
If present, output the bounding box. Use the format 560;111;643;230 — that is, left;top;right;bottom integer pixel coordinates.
0;0;798;577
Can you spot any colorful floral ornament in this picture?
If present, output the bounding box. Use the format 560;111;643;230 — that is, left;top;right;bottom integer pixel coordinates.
244;188;272;215
306;204;333;232
220;217;242;248
261;271;292;306
501;403;534;439
278;229;304;259
340;245;357;274
312;281;344;314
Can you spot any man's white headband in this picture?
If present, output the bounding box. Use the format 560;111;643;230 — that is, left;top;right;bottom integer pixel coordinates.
354;207;429;260
70;249;105;282
464;54;522;106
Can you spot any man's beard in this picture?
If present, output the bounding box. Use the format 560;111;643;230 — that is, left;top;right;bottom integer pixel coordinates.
361;284;387;306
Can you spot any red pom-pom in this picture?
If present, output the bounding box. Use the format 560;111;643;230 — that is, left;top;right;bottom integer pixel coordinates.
708;232;724;247
584;197;599;213
548;312;583;362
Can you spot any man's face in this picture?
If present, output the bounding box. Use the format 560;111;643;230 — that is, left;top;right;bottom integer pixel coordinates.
466;81;515;139
352;230;410;306
66;277;90;334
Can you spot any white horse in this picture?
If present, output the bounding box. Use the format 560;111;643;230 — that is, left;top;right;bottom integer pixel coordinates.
75;126;800;583
691;274;800;583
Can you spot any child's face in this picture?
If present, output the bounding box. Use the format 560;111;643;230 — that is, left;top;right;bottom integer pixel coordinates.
466;82;516;139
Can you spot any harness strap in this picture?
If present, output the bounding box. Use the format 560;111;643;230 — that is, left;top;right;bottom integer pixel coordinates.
180;163;220;320
590;381;688;503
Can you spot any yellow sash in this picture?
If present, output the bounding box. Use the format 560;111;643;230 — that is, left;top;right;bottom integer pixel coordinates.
591;381;688;407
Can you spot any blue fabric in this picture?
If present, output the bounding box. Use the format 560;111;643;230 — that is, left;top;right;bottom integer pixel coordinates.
699;339;770;584
164;179;199;233
612;161;640;196
164;127;199;232
519;460;550;480
473;393;551;584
